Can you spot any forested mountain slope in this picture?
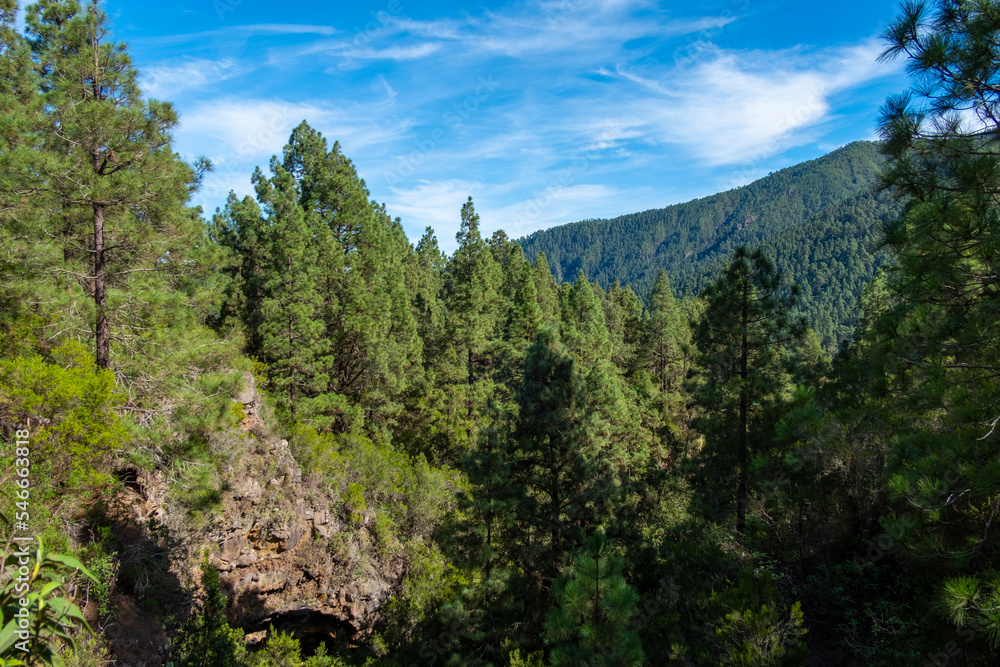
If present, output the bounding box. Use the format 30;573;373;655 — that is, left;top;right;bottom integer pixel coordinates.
7;1;1000;664
520;141;903;347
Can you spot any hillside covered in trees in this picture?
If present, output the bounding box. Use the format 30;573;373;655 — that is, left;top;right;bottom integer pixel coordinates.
2;1;1000;667
520;141;903;348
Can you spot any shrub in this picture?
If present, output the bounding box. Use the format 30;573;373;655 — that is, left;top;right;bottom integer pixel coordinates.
0;340;126;492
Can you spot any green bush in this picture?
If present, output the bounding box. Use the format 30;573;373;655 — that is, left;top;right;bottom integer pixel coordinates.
0;341;127;492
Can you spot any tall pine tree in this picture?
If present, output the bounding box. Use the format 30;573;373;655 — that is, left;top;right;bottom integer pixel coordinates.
443;197;502;446
14;0;203;369
690;247;804;534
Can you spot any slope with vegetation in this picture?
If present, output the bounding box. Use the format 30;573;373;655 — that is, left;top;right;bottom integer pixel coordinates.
520;141;903;348
1;0;1000;666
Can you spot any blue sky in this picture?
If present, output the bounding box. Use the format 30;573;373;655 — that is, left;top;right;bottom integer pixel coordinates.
100;0;908;252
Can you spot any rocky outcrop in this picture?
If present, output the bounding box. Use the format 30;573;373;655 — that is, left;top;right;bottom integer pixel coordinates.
207;434;405;641
126;373;406;656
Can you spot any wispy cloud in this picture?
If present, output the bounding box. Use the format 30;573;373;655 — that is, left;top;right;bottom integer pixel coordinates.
490;183;624;239
605;39;896;165
175;97;416;214
119;0;908;245
313;42;444;68
261;1;737;69
236;23;338;35
138;23;339;46
142;58;249;98
383;179;482;242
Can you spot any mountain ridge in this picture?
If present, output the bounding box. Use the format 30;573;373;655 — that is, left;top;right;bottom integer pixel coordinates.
519;140;902;347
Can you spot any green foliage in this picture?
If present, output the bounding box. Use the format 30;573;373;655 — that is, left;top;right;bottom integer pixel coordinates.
703;568;807;667
0;0;210;371
213;122;420;436
715;602;806;667
84;549;117;621
689;247;805;534
941;573;1000;651
245;625;346;667
508;328;617;581
870;0;1000;658
169;558;247;667
521;141;898;349
800;561;926;666
0;536;98;667
507;648;544;667
344;483;367;526
544;531;645;667
0;340;126;491
291;425;457;546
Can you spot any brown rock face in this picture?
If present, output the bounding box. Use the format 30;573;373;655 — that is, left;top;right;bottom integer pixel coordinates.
122;373;406;663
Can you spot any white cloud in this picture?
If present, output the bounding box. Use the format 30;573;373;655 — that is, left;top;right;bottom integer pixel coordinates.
608;39;894;165
271;3;738;68
142;58;248;98
176;98;416;214
235;24;338;35
179;99;333;161
491;183;622;239
379;76;398;103
381;178;625;251
179;98;412;160
334;43;444;68
383;179;481;248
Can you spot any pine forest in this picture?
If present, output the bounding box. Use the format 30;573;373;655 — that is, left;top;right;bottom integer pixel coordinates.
1;1;1000;665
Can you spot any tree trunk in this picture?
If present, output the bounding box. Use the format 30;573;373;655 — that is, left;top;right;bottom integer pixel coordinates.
736;293;749;534
467;347;475;440
93;203;110;369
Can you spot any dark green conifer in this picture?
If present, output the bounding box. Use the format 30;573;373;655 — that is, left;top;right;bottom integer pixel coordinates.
642;270;689;394
509;328;615;583
494;244;543;405
560;270;612;370
252;163;326;415
544;531;644;667
690;247;804;534
14;0;202;369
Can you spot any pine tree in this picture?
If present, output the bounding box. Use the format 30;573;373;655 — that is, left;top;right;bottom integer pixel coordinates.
216;123;419;432
494;243;542;406
410;226;447;369
443;197;502;446
210;192;269;355
642;270;689;394
544;531;644;667
252;163;326;415
873;1;1000;645
600;280;625;371
170;559;247;667
561;270;612;371
282;121;419;433
531;251;560;322
509;328;615;583
399;226;453;461
10;0;203;369
605;280;643;374
690;247;804;534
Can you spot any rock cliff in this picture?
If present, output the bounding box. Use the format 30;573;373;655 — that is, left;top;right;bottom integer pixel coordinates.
106;374;406;664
